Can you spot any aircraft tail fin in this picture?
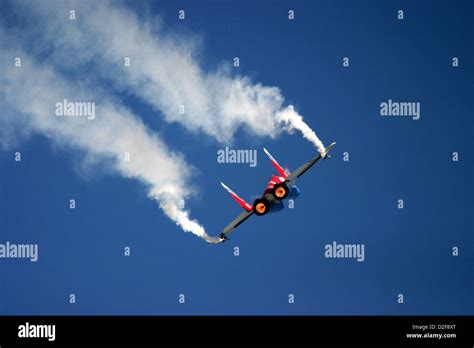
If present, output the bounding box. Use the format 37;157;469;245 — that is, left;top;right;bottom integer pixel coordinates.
263;148;290;178
220;182;253;212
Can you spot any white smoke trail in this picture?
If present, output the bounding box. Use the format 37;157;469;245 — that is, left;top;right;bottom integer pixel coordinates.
1;1;328;243
276;105;326;155
0;39;218;243
158;198;216;243
11;0;326;150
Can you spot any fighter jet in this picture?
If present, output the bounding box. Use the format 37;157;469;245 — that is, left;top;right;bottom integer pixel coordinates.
213;142;336;243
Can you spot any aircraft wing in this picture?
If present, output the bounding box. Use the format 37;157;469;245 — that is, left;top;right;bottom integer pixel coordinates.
221;209;255;238
285;142;336;183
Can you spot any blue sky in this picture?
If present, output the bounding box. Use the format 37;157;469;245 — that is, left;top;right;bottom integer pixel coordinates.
0;0;472;315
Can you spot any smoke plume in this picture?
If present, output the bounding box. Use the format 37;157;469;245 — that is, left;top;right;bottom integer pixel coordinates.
9;0;325;148
276;105;327;155
0;1;328;243
0;40;218;243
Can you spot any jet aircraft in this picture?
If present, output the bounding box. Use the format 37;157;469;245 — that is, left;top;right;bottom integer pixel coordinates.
213;142;336;243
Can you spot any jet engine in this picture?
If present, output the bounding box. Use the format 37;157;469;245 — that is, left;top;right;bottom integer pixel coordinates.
253;198;269;216
272;182;289;200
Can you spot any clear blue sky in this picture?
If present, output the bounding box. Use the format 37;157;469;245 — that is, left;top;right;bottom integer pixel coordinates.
0;0;472;315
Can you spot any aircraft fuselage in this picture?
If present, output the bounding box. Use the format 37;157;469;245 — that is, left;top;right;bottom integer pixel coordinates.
263;175;301;214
